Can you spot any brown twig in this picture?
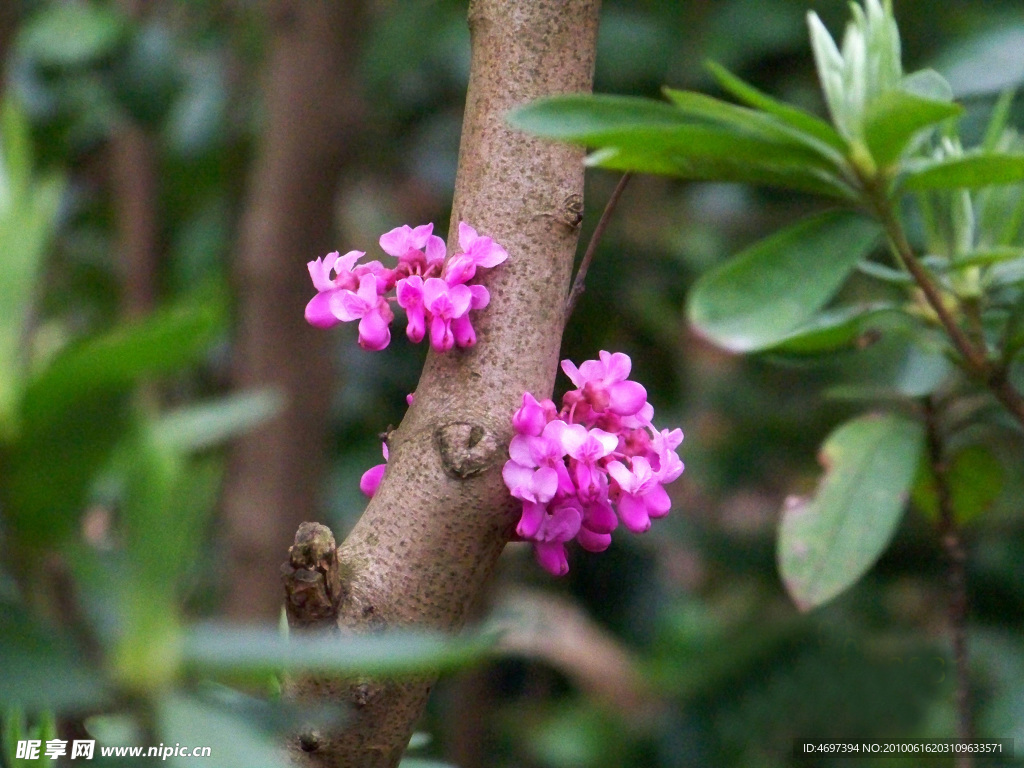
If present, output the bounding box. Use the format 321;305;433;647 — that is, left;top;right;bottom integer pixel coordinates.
924;399;973;768
864;183;1024;429
564;172;632;322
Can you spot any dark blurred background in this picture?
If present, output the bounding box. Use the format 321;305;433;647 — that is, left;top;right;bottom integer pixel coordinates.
2;1;1023;766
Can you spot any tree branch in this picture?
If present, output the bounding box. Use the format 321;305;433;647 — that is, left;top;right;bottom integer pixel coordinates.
866;186;1024;429
924;400;973;768
286;1;601;765
564;172;631;322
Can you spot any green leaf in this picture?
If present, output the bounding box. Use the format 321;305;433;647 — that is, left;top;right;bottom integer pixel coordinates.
0;605;108;710
900;69;954;103
951;246;1024;269
688;211;881;353
22;298;223;428
902;152;1024;190
119;426;220;592
153;389;283;453
825;330;953;400
0;173;63;439
2;393;127;545
509;95;854;198
766;303;902;355
661;87;846;165
18;4;128;68
0;97;34;202
704;60;847;154
982;89;1016;153
856;259;914;285
912;444;1004;525
778;413;925;611
863;90;961;167
158;694;288;768
182;625;493;678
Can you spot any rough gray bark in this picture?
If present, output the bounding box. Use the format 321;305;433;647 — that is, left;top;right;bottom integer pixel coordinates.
287;1;602;765
222;0;365;621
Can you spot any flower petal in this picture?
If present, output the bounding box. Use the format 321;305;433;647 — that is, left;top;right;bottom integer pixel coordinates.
645;483;672;518
534;541;569;576
359;463;386;497
607;381;648;416
560;359;584;388
517;500;546;539
305;291;341;328
503;459;535;497
357;310;391;350
617;493;651;533
576;527;612;552
452;315;476;347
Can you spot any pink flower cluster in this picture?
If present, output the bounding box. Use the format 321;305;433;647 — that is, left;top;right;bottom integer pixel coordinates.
503;351;683;576
305;222;508;351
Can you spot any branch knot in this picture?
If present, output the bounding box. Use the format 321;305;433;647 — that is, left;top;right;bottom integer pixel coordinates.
434;422;500;478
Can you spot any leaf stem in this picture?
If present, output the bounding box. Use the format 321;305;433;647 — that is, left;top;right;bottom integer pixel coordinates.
863;182;1024;429
924;399;973;768
564;173;632;322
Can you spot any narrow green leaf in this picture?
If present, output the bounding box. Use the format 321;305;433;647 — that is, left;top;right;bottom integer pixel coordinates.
0;97;34;202
2;393;126;545
119;426;219;591
183;625;492;678
704;60;848;153
0;174;63;438
856;259;914;285
158;694;288;768
22;298;223;427
154;388;284;453
509;95;854;198
902;152;1024;190
900;69;954;103
688;211;881;353
863;90;961;167
912;444;1004;524
982;89;1016;153
950;245;1024;269
0;605;108;710
661;87;846;168
585;139;854;198
778;413;925;611
508;94;694;139
18;4;127;68
766;303;901;355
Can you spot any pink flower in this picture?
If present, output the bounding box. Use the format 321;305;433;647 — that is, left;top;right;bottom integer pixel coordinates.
502;352;684;576
607;457;671;533
330;273;394;350
380;223;445;274
444;222;509;285
561;351;648;416
422;277;472;351
560;424;618;502
532;499;584;576
359;443;389;498
512;393;555;437
395;276;426;343
650;427;685;483
450;284;490;347
305;250;365;328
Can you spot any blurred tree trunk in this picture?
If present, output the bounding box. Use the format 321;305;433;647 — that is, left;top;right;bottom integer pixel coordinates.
285;1;601;765
112;0;160;322
222;0;365;621
0;3;18;76
111;122;159;319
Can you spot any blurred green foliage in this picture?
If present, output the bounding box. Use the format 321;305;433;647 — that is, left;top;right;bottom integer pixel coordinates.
0;1;1022;767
